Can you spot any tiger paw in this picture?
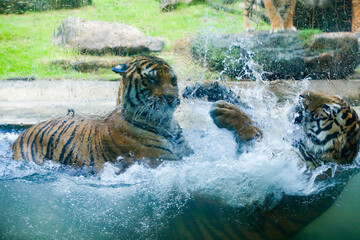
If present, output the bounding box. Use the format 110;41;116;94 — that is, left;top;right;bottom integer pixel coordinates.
270;27;285;33
286;26;297;32
210;101;262;141
210;100;247;129
244;21;255;32
245;26;255;32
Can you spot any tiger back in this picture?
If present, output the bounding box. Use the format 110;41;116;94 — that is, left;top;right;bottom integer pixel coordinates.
12;56;192;171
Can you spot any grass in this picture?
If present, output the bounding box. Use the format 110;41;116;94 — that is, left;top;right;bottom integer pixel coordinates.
0;0;269;80
298;28;323;47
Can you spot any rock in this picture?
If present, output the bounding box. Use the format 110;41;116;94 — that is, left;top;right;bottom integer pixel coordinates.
0;0;92;14
305;32;360;79
4;76;35;81
220;0;239;4
191;32;359;80
48;58;130;73
182;81;250;109
160;0;181;11
159;0;194;11
53;17;165;55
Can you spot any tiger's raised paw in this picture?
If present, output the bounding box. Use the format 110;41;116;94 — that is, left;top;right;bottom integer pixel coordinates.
210;100;262;142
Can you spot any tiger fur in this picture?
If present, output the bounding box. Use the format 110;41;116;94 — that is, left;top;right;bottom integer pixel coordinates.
245;0;360;33
244;0;297;32
353;0;360;32
211;91;360;169
12;56;193;171
182;83;360;239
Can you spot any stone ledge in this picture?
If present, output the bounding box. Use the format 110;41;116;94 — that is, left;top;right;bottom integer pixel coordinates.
1;79;360;124
45;58;130;73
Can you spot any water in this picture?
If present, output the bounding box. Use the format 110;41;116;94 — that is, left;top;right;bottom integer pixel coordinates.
1;90;359;239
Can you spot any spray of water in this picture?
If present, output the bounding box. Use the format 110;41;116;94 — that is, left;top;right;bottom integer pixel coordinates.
1;81;359;239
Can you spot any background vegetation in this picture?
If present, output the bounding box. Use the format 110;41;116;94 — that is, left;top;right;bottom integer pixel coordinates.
0;0;269;80
0;0;92;14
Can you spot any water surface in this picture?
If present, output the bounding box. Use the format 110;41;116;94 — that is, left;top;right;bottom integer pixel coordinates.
1;90;359;239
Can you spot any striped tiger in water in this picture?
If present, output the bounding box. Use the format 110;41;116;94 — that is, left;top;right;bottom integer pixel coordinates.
12;56;193;171
210;91;360;169
244;0;297;32
182;84;360;239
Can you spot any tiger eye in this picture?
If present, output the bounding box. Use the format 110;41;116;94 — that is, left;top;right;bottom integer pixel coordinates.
147;76;158;84
171;76;177;86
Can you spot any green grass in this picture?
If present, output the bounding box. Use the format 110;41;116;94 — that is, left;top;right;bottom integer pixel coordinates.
0;0;269;79
298;28;323;47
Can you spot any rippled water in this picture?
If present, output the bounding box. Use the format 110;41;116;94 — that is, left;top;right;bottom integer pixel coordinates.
1;87;359;239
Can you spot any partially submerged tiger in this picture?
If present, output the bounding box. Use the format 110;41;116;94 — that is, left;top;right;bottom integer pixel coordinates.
180;83;360;239
12;56;193;171
184;82;360;171
211;91;359;170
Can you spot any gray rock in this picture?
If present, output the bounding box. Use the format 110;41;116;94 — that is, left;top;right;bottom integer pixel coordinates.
191;32;359;80
49;58;130;73
53;17;164;55
160;0;194;11
160;0;180;11
220;0;239;4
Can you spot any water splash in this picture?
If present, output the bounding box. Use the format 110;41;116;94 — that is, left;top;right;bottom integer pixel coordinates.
0;87;358;239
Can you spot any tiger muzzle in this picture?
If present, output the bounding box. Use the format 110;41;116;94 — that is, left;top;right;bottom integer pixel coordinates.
164;95;180;107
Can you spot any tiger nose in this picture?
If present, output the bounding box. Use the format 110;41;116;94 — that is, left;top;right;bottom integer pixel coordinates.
164;95;177;104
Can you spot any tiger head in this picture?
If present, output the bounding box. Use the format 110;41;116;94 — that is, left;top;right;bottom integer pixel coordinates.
294;91;360;166
112;56;180;124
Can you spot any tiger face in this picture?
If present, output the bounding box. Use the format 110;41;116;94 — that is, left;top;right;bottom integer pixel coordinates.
112;56;180;124
295;91;360;165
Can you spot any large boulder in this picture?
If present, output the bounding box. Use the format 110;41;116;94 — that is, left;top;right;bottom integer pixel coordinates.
53;17;165;55
191;32;359;80
0;0;92;14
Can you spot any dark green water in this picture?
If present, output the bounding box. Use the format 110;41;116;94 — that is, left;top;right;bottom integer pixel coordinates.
295;172;360;240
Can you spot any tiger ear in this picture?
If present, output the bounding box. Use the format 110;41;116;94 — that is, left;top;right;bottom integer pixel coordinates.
112;64;128;75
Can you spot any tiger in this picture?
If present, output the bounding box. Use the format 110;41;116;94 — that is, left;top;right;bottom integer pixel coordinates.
183;83;360;168
244;0;297;32
181;84;360;239
210;91;360;170
12;56;193;172
352;0;360;32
